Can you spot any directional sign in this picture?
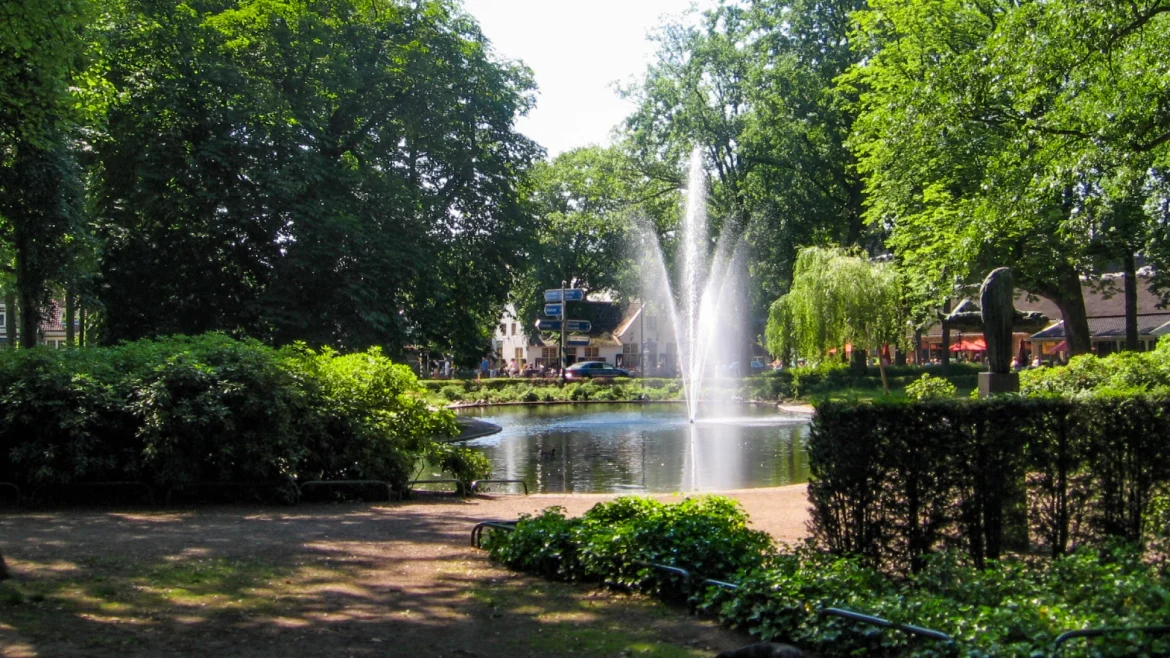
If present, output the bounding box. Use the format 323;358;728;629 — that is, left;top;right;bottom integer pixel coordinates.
535;318;562;331
565;319;592;333
566;337;591;346
544;288;585;303
544;303;563;317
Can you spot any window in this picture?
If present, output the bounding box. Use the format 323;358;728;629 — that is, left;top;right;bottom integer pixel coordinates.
499;324;506;337
515;347;524;361
564;347;577;358
541;346;558;360
511;323;517;336
584;347;600;358
0;311;5;328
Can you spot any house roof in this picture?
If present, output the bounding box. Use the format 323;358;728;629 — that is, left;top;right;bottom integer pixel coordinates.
1030;313;1170;340
923;274;1165;338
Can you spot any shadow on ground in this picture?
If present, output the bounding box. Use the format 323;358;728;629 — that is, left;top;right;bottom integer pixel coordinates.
0;497;750;657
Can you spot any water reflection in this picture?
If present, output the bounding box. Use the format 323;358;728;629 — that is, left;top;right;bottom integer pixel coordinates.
459;404;810;494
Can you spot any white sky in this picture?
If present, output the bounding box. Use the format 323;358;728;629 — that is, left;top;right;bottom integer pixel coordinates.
461;0;716;158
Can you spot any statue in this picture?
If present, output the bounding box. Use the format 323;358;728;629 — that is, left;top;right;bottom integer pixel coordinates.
980;267;1015;375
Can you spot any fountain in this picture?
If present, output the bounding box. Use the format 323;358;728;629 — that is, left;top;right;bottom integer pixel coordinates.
641;147;749;422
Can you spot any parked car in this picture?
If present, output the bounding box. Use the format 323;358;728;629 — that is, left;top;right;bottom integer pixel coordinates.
565;361;631;380
750;359;765;371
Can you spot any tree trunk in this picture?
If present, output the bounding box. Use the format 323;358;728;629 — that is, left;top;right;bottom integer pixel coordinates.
941;300;952;376
15;248;40;349
79;306;86;346
66;288;75;346
1047;267;1092;356
1124;252;1139;351
4;289;15;348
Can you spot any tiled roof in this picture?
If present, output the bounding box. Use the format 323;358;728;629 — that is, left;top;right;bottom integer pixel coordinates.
1030;313;1170;340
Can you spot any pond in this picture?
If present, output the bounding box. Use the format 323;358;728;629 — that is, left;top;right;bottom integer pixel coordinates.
457;403;811;494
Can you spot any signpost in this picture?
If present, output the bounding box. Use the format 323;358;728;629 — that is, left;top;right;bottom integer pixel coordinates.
542;285;589;381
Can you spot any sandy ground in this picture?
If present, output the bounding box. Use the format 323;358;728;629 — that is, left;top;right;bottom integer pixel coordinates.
0;485;809;658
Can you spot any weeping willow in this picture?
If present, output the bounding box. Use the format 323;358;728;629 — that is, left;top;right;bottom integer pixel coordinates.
766;247;908;394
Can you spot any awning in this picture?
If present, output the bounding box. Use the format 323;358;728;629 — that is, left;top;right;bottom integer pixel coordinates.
949;338;987;352
1051;341;1068;352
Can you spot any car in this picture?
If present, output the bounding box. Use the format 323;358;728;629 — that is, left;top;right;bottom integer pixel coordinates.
565;361;631;379
750;359;765;371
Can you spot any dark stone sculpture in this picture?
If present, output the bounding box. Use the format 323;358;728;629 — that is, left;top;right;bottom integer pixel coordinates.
981;267;1016;375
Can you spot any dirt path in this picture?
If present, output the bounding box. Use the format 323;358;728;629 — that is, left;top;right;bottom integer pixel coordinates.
0;486;809;658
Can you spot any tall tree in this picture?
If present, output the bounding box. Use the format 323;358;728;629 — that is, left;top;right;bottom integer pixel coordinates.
765;246;907;393
0;0;92;348
94;0;539;362
848;0;1170;355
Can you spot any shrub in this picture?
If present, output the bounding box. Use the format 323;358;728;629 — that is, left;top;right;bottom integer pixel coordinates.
0;334;459;499
904;373;957;401
486;499;1170;657
439;384;466;401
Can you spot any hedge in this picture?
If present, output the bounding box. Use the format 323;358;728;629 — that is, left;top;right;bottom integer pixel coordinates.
0;334;485;499
808;395;1170;573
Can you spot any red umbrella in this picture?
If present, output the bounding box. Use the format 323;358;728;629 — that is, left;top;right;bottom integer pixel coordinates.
949;338;987;352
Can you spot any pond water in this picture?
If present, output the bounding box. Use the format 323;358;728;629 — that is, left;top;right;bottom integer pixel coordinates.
458;403;811;494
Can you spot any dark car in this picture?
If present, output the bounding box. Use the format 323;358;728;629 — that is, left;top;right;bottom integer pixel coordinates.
565;361;631;380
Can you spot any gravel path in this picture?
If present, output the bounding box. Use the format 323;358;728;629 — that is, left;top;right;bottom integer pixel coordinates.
0;486;810;657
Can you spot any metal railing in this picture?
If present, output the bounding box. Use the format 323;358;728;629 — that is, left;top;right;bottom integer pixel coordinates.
0;482;21;505
1052;625;1170;656
471;520;516;548
821;607;954;645
31;481;155;505
470;479;529;495
299;480;394;501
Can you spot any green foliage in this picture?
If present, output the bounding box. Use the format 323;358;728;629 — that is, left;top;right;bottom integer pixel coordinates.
766;247;908;393
487;498;1170;657
487;496;773;594
0;334;459;497
429;443;492;494
809;395;1170;573
1021;338;1170;396
904;374;957;401
92;0;538;361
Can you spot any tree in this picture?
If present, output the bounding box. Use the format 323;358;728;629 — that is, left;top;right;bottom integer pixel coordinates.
765;246;907;393
93;0;539;363
0;0;93;348
515;145;679;333
622;0;875;315
847;0;1170;356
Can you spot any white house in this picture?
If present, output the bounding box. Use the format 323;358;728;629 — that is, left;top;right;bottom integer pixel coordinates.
493;300;677;375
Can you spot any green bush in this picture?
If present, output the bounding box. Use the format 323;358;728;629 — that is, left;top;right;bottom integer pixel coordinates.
904;373;957;401
485;498;1170;657
0;334;460;498
1021;337;1170;396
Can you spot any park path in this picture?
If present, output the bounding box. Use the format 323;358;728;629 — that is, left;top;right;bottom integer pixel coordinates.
0;485;809;657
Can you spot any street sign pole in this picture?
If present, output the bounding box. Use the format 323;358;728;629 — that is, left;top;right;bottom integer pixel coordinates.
560;281;567;383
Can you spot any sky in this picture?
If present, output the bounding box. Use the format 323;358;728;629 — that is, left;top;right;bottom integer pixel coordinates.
460;0;716;158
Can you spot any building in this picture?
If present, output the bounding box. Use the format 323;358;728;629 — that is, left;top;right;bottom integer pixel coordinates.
915;274;1167;363
0;302;77;348
493;300;677;375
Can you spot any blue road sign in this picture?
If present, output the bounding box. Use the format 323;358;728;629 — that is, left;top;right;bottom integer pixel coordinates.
535;319;562;331
544;288;586;303
566;337;591;346
565;320;592;332
544;303;563;317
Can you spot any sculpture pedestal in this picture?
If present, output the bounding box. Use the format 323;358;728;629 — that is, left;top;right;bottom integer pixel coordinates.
978;372;1019;398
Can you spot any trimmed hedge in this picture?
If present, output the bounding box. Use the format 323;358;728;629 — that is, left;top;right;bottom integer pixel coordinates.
0;334;483;499
809;395;1170;573
746;363;982;399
